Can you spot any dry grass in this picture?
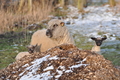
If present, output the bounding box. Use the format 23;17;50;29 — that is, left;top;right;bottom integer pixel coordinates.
0;0;53;34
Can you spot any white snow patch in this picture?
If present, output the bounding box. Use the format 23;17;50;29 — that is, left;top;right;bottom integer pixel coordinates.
20;71;53;80
69;64;88;69
69;58;88;69
20;55;50;80
55;70;63;79
65;70;73;73
49;56;59;60
43;66;54;71
55;66;65;79
76;58;87;64
22;64;29;68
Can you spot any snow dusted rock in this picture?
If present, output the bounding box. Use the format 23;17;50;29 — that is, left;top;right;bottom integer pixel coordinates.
0;44;120;80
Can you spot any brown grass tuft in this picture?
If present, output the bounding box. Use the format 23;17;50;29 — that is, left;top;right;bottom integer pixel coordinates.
0;0;53;34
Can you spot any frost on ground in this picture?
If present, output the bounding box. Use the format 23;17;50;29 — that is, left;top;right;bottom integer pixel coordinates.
0;44;120;80
65;5;120;39
64;5;120;54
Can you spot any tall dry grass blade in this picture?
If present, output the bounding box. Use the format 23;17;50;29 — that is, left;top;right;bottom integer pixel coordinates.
59;0;65;7
18;0;24;12
109;0;116;7
77;0;84;12
28;0;32;12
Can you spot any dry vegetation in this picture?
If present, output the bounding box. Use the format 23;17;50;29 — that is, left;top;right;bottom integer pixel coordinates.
0;0;53;34
1;0;119;34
